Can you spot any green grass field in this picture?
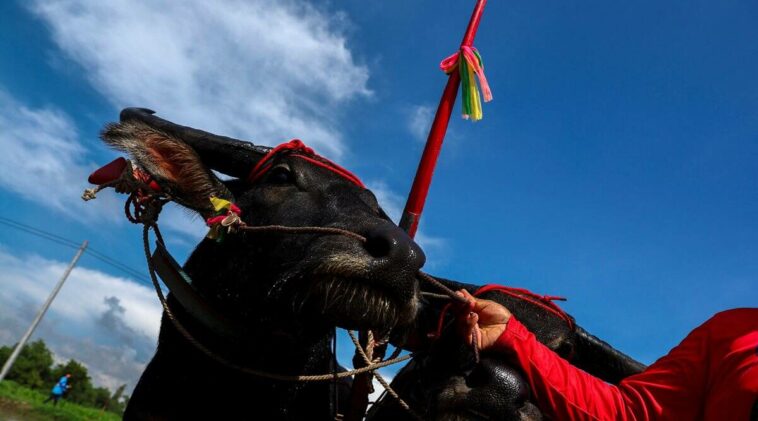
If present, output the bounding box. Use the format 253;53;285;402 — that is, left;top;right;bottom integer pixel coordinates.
0;380;120;421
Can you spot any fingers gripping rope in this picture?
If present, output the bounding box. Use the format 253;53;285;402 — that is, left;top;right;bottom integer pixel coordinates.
430;282;575;365
417;272;482;362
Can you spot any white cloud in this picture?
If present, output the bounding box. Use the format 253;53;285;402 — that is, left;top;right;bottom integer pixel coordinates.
30;0;371;159
0;247;160;339
0;91;122;221
407;104;434;142
0;247;162;391
2;0;372;236
0;88;224;239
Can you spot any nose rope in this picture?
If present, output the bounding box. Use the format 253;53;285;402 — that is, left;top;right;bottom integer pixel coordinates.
143;223;413;382
417;271;481;364
205;203;483;362
239;224;367;243
429;283;575;363
209;213;484;362
204;200;574;351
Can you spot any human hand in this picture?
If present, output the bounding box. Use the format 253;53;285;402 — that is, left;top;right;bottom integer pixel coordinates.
457;289;512;351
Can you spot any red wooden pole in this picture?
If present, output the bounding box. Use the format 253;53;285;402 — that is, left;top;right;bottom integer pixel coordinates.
399;0;488;237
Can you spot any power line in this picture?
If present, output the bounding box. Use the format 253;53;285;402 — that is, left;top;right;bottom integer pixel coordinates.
0;216;151;284
85;248;151;283
0;217;81;250
0;217;82;247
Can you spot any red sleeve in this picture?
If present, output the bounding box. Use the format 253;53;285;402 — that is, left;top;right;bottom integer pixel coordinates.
495;317;709;421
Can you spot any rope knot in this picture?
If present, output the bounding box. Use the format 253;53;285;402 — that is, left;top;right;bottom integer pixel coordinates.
440;45;493;121
283;139;315;156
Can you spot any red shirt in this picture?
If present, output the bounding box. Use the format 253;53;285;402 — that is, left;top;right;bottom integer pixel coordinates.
495;308;758;420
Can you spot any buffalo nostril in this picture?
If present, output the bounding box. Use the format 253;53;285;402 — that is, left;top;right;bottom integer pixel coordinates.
364;231;394;258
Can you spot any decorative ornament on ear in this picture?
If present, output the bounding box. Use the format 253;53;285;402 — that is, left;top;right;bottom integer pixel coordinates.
83;157;169;225
83;157;164;201
205;197;243;241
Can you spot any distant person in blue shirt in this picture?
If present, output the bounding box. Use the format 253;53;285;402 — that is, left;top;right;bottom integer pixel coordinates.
43;373;71;406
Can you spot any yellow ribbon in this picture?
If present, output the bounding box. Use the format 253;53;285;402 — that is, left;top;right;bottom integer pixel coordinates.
210;196;233;212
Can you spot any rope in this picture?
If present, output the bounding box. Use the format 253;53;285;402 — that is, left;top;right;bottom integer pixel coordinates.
420;291;454;300
240;225;366;243
247;139;364;188
417;272;468;305
474;284;574;331
418;271;482;362
348;331;423;421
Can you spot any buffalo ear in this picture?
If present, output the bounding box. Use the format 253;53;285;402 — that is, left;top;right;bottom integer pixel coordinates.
101;120;233;216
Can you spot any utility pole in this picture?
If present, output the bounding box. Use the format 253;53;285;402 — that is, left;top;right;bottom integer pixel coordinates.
0;240;88;382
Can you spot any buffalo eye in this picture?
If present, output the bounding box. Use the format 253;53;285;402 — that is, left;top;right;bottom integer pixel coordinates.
266;165;294;184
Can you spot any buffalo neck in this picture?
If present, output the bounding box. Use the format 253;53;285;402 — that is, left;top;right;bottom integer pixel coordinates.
137;285;339;418
129;238;345;417
131;305;338;419
174;241;339;375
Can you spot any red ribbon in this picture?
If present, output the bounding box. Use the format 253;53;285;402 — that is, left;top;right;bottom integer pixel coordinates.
433;284;574;340
247;139;364;188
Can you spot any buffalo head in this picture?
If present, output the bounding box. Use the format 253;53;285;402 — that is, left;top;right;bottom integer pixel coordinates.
101;108;424;337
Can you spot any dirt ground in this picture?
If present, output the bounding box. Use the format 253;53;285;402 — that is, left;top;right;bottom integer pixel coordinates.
0;396;47;421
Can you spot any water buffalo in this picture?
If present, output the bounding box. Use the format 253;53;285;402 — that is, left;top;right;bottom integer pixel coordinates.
93;108;643;420
99;108;425;420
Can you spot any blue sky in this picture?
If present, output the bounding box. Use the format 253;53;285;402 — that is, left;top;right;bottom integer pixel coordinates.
0;0;756;392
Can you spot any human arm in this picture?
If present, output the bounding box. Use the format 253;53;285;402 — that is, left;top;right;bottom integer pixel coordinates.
458;290;707;421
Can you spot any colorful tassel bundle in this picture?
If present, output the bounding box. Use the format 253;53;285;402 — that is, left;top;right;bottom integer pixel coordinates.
440;46;493;121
